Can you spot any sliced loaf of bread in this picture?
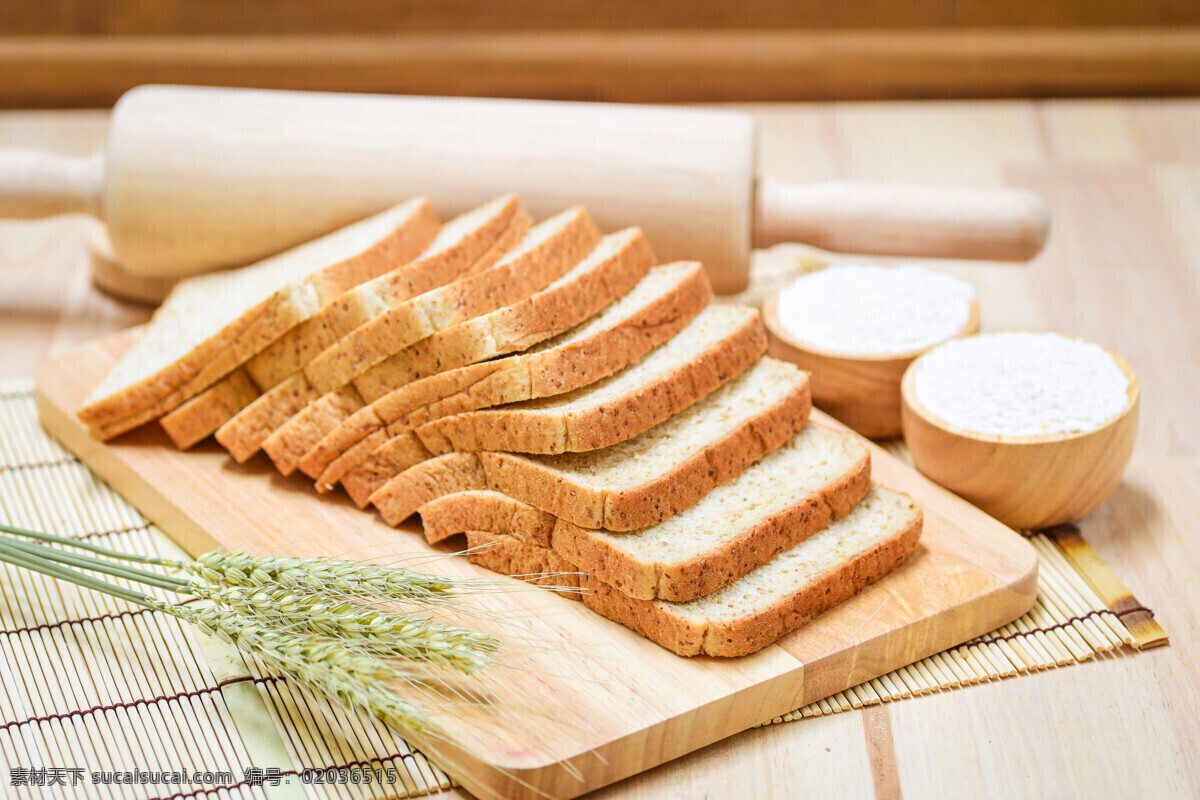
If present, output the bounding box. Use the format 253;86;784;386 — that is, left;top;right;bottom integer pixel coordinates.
332;302;762;498
305;261;711;499
350;227;655;404
260;226;654;474
159;195;528;449
246;194;528;391
418;424;870;603
305;206;602;395
416;303;766;455
369;356;812;529
579;485;922;656
551;423;870;601
214;207;600;462
78;197;440;438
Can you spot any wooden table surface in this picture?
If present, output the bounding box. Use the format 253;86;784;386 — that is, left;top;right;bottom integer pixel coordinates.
2;99;1197;799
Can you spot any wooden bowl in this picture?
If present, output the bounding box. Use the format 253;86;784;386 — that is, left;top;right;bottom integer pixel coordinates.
900;340;1139;530
762;291;980;438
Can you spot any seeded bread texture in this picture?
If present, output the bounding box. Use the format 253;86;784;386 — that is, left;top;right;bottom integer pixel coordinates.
370;357;812;528
78;198;440;438
278;227;653;474
261;385;368;474
215;208;599;462
304;206;602;395
417;303;766;455
339;431;435;507
580;485;922;657
351;227;655;404
305;261;711;497
157;196;528;448
246;195;529;391
551;423;871;601
160;370;260;450
419;490;557;547
264;225;651;475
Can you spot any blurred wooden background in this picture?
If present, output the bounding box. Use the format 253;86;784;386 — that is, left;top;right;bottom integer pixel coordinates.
3;0;1200;107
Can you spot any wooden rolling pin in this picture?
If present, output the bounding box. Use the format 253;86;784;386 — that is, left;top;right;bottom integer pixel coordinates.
0;85;1049;295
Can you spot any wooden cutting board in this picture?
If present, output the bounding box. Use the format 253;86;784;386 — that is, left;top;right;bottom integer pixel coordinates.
35;331;1038;800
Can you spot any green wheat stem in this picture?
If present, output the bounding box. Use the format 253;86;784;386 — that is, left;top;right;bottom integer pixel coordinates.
0;543;162;609
0;542;436;732
0;521;168;565
0;534;189;592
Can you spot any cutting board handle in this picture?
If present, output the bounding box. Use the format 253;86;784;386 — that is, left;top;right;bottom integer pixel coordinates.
754;178;1050;262
0;149;103;219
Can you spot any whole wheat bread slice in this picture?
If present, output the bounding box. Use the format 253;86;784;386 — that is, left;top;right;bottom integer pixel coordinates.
260;226;654;475
419;424;870;603
306;261;712;500
78;197;440;438
551;423;870;601
370;356;812;529
579;485;922;656
215;207;601;463
420;490;557;547
330;302;762;504
306;206;601;395
417;303;766;455
158;195;527;449
334;302;761;506
245;194;529;392
462;530;584;599
350;227;655;404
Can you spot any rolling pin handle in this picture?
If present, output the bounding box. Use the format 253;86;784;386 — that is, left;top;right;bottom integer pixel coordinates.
0;150;104;220
753;178;1050;262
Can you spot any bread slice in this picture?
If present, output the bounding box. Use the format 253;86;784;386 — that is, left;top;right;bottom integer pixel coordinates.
420;490;557;547
461;530;583;599
369;356;812;529
260;226;654;475
350;227;655;404
580;485;922;657
215;207;601;463
78;197;440;438
307;206;602;395
330;302;760;501
551;423;870;601
419;424;869;603
246;194;530;392
417;303;766;455
158;195;528;449
307;261;712;502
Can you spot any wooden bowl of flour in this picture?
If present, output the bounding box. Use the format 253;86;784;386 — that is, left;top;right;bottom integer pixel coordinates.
763;265;980;438
901;332;1139;530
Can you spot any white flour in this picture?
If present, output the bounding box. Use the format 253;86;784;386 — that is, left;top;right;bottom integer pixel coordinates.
913;332;1130;436
775;264;976;355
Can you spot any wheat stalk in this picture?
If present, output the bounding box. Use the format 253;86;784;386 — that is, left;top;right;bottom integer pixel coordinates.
175;551;459;604
0;526;506;737
189;583;498;673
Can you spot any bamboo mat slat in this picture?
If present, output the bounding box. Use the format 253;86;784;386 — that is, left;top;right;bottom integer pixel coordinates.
0;378;1168;797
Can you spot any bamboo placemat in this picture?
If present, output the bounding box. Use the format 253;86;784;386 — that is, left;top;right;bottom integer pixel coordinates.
0;379;1168;798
